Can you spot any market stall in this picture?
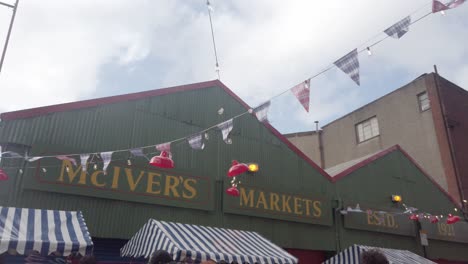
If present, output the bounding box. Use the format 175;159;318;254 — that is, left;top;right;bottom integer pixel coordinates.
121;219;298;264
323;245;435;264
0;206;93;257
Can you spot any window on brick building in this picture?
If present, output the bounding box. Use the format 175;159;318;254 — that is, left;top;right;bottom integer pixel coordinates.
418;91;430;111
356;116;379;143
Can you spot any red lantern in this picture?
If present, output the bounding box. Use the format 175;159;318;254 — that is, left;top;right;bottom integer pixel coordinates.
409;214;419;221
228;160;249;177
430;216;439;223
0;169;8;181
226;186;240;197
149;151;174;169
446;214;460;225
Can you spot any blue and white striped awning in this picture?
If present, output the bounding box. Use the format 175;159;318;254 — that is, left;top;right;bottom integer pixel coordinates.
0;206;93;257
323;245;436;264
121;219;298;264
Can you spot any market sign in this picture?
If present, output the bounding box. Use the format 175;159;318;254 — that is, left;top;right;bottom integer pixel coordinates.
344;210;416;237
421;220;468;243
24;159;214;211
223;184;332;226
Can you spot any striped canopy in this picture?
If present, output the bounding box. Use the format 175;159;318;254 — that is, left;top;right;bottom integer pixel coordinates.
323;245;436;264
0;206;93;256
121;219;298;264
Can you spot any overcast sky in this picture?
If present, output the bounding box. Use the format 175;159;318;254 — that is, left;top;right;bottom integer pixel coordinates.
0;0;466;133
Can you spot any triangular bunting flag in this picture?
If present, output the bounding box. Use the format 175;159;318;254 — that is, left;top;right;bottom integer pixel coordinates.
291;79;311;112
253;101;271;122
56;155;77;166
100;151;113;173
384;16;411;39
188;133;205;150
217;119;234;144
130;148;145;157
334;49;360;85
156;142;171;152
433;0;449;12
433;0;465;12
80;154;90;172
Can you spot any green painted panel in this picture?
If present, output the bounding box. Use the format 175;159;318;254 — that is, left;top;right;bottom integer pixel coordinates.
421;221;468;243
24;143;214;211
343;211;416;237
223;183;332;226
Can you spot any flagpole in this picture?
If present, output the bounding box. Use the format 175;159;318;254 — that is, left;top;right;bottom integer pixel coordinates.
0;0;19;75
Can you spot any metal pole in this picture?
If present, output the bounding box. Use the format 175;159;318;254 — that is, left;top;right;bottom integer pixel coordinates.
0;0;19;74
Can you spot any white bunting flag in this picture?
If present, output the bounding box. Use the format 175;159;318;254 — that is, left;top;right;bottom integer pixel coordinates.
334;49;360;85
253;101;271;122
56;155;77;166
291;79;311;112
80;154;90;172
384;16;411;39
156;142;171;152
100;151;113;173
130;148;145;157
188;133;205;150
217;119;234;144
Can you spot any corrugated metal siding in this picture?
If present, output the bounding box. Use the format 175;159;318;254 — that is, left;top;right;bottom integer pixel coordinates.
0;85;336;251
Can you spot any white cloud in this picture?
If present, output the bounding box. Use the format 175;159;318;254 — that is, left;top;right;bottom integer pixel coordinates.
0;0;466;133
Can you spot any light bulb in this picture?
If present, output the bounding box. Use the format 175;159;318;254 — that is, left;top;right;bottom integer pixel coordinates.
19;169;23;174
66;167;70;172
127;159;132;166
218;108;224;115
454;208;458;212
205;133;209;140
94;164;97;170
366;47;372;56
42;168;47;173
226;138;233;144
441;10;446;16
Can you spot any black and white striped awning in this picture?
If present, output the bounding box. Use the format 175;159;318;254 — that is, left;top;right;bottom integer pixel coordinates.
323;245;435;264
121;219;298;264
0;206;93;256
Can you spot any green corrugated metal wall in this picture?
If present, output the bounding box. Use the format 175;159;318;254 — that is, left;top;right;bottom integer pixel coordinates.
0;85;336;251
335;150;468;261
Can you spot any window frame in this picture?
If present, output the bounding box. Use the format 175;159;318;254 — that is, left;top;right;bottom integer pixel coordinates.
355;116;380;144
417;91;430;112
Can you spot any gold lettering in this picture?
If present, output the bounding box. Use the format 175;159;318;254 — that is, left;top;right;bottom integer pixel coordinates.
282;195;292;213
182;179;197;199
312;201;322;217
164;175;180;197
146;172;162;195
58;160;86;184
124;168;145;191
90;171;106;187
304;199;313;216
386;214;396;228
294;197;303;215
256;192;268;210
240;188;254;207
367;211;374;225
270;193;281;211
111;166;120;189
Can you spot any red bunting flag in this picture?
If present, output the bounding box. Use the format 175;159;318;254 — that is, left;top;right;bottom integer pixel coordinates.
291;79;311;112
433;0;465;13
